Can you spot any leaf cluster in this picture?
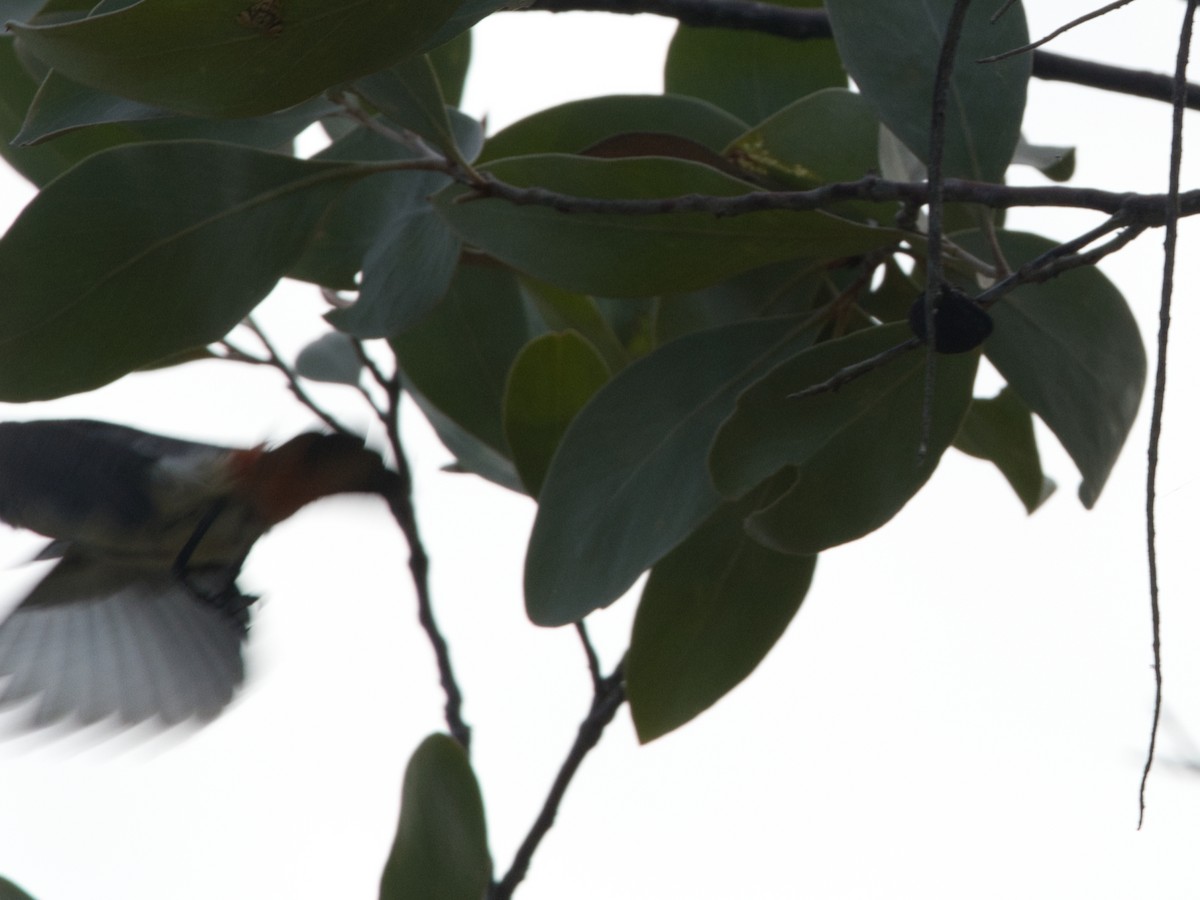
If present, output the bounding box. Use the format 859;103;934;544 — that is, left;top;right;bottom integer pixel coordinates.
0;0;1150;895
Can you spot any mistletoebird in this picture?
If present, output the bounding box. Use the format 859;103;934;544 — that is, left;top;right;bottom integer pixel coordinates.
0;419;400;730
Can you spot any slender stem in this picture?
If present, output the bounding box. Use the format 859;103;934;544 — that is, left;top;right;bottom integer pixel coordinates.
918;0;973;460
243;318;351;434
522;0;1200;109
1139;0;1197;831
376;363;472;751
490;660;627;900
979;0;1137;64
575;621;603;692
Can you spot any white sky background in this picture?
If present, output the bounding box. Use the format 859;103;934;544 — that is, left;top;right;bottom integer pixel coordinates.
2;2;1200;898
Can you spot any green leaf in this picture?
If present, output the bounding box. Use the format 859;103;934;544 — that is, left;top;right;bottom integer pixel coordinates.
294;332;363;386
656;260;826;345
0;37;122;184
970;231;1145;507
14;68;333;148
392;262;538;489
519;278;630;373
435;154;904;298
709;323;978;554
664;0;844;125
627;477;816;743
825;0;1030;182
0;140;363;400
954;387;1055;514
524;316;818;627
478;93;748;163
0;875;36;900
329;170;463;339
292;122;473;324
10;0;463;118
503;331;610;496
727;88;878;190
379;734;491;900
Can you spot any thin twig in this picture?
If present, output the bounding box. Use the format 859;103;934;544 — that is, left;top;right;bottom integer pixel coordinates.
243;318;352;434
374;357;472;751
979;0;1138;64
490;660;627;900
919;0;974;461
522;0;1200;109
974;213;1134;308
787;338;921;400
575;621;603;692
1139;0;1196;832
989;0;1019;24
464;170;1200;222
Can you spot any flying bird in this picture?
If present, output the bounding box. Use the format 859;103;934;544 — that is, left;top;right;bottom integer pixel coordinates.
0;419;399;730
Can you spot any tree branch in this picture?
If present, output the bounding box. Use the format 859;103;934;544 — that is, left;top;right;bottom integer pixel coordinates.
490;659;627;900
918;0;973;460
464;169;1200;223
523;0;1200;110
373;362;473;752
1139;0;1197;832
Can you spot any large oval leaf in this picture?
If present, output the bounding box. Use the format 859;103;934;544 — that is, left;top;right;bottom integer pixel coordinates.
665;0;844;125
10;0;463;118
379;734;491;900
627;477;816;743
391;262;538;491
709;323;978;554
525;316;818;627
954;386;1055;514
503;331;611;497
435;154;903;298
969;231;1145;508
727;88;879;190
825;0;1030;182
0;140;364;400
478;93;747;163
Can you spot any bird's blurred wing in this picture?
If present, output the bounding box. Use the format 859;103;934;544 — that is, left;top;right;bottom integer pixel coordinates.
0;555;252;729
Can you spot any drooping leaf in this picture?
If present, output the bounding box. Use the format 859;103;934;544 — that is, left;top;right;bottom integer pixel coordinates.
292;124;466;333
10;0;463;118
0;140;364;400
503;331;610;496
379;734;491;900
328;171;463;339
392;262;538;490
479;94;747;164
966;230;1146;507
709;323;978;554
665;0;844;125
825;0;1030;182
525;316;818;627
294;332;362;386
954;386;1055;514
435;154;904;298
627;476;816;743
0;37;126;184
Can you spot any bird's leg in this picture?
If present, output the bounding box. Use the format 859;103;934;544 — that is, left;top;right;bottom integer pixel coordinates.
172;498;229;598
